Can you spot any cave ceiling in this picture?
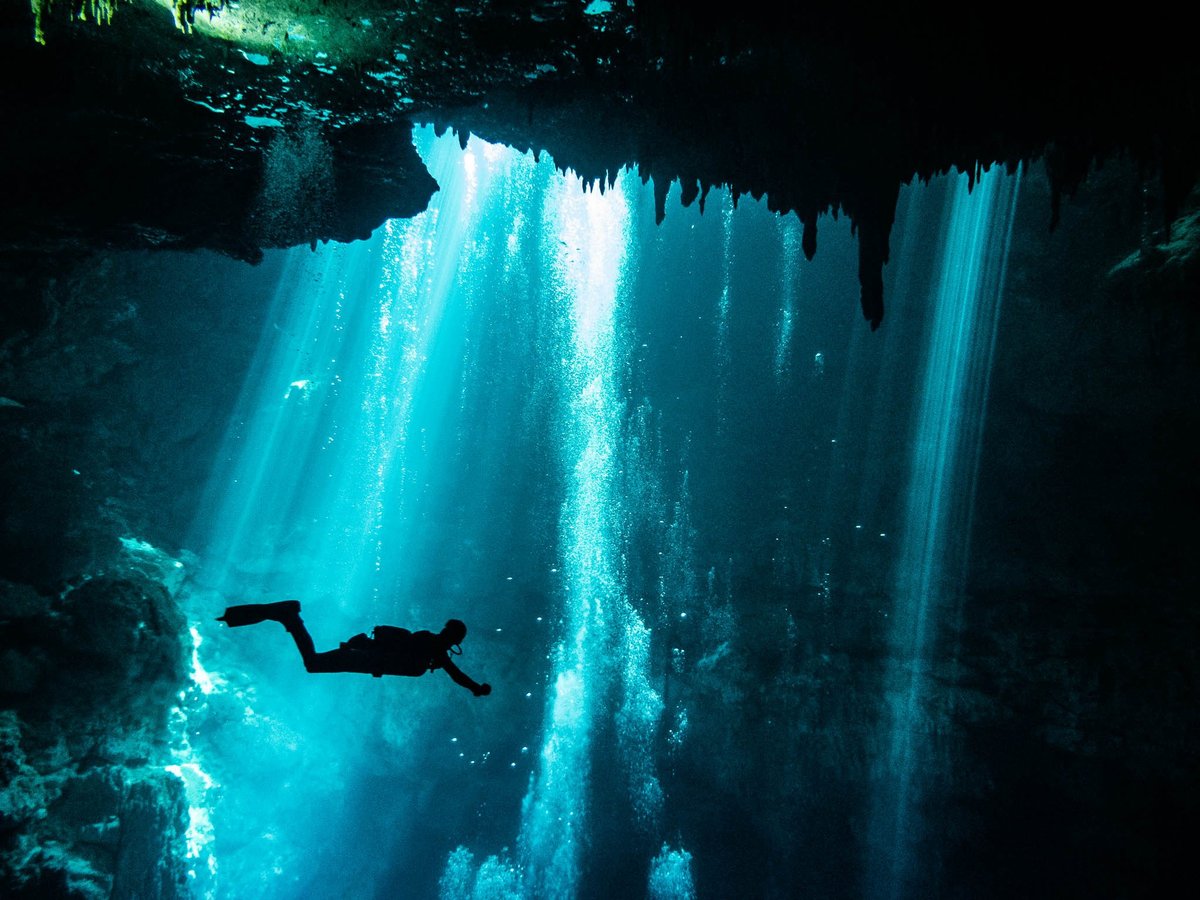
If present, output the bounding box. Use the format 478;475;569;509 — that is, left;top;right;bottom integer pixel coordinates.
3;1;1197;328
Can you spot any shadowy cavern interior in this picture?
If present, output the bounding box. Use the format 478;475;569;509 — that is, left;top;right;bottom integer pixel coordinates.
2;3;1198;898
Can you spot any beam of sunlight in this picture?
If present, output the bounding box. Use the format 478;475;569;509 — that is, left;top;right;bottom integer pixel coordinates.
186;128;691;898
192;133;508;613
867;165;1021;898
775;216;801;383
180;129;535;898
517;169;636;898
716;194;735;393
430;157;683;899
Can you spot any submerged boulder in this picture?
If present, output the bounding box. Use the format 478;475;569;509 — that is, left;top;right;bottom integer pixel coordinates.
0;560;191;899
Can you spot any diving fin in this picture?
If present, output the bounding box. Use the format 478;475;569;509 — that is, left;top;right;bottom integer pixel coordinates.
217;600;301;627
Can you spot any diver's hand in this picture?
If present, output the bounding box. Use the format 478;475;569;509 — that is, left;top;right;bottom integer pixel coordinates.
473;683;492;697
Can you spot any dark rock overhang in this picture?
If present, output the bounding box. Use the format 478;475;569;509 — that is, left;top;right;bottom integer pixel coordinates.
3;1;1198;330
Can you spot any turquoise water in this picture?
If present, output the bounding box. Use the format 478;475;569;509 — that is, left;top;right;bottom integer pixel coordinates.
176;130;1020;899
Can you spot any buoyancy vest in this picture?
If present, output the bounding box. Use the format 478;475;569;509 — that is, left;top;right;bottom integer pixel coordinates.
369;626;445;677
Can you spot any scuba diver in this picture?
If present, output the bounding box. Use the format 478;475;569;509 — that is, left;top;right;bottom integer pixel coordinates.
216;600;492;697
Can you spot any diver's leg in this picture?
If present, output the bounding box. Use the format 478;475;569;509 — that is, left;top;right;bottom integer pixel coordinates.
280;613;375;674
302;647;375;674
281;613;320;670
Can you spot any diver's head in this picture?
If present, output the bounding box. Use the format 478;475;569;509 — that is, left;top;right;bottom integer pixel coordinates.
442;619;467;651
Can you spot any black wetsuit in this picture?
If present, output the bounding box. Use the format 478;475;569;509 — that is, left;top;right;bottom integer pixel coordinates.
288;623;440;676
285;619;484;693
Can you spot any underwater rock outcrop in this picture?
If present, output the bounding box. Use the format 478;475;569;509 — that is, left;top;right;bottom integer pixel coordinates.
0;246;286;587
0;244;283;895
0;550;190;899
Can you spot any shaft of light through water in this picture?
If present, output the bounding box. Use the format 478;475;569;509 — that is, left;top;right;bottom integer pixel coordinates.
868;166;1021;899
183;132;540;897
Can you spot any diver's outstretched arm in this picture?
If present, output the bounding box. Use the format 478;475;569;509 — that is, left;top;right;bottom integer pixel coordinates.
443;659;491;696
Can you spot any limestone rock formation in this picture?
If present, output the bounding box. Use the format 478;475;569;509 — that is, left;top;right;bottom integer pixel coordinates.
5;2;1197;328
1;552;190;899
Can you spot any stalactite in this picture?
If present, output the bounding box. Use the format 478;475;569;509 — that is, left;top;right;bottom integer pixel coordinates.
653;173;669;224
801;212;817;260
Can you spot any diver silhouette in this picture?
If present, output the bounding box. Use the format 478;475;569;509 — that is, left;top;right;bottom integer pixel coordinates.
216;600;492;696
